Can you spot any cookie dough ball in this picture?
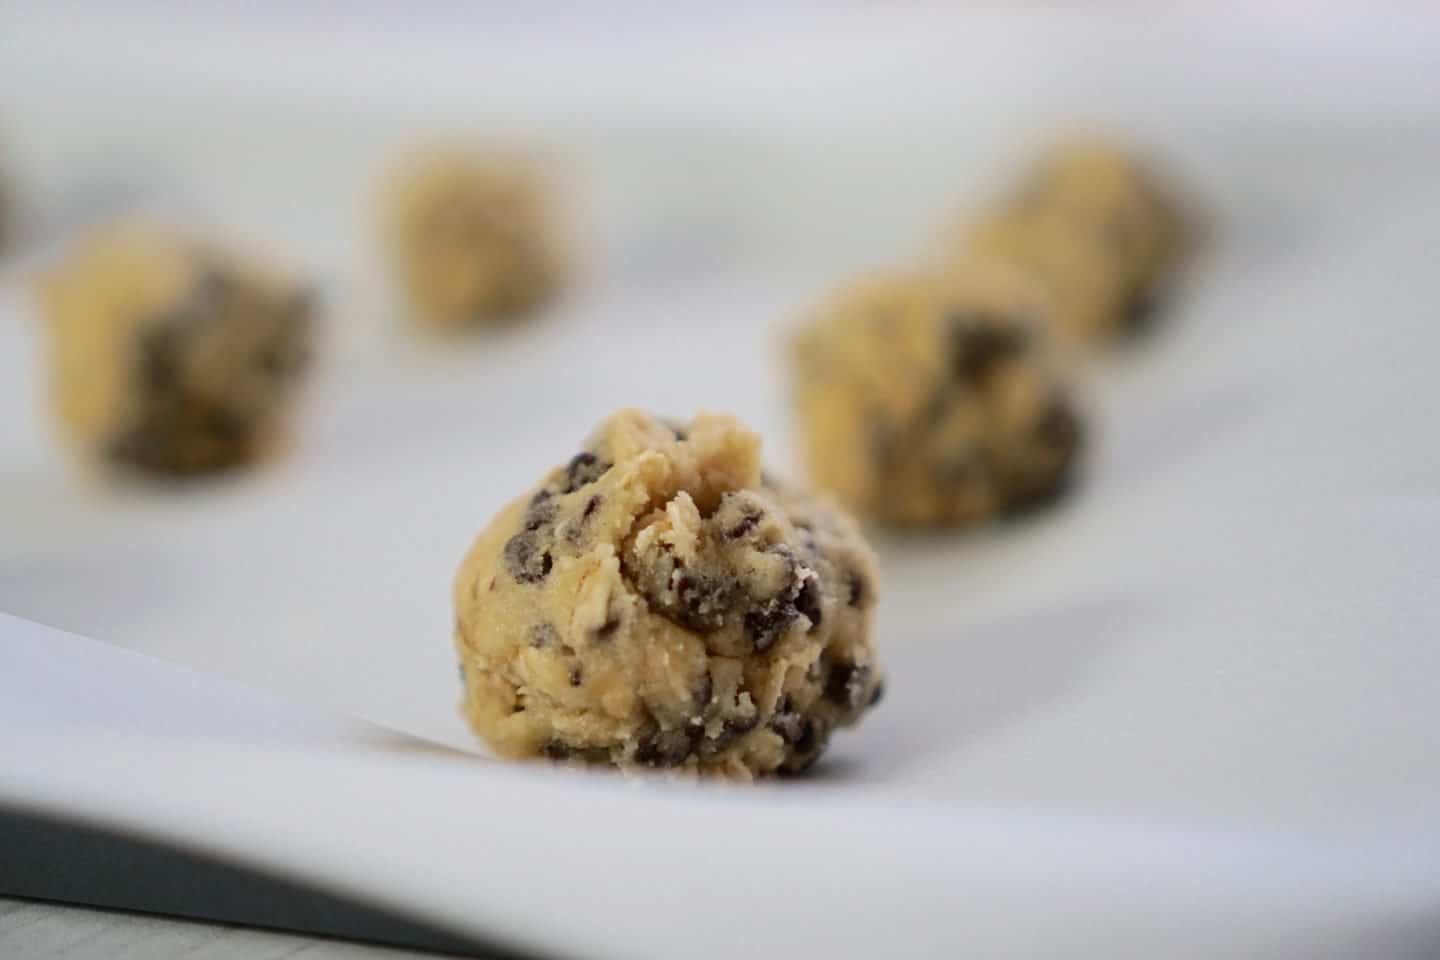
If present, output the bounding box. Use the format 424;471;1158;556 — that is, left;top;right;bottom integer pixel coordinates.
384;149;562;328
791;262;1082;527
40;224;314;476
968;139;1186;340
453;410;883;780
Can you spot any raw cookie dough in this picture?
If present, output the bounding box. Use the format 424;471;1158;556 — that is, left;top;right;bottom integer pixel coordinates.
967;139;1186;340
384;149;563;328
41;224;314;476
791;261;1082;527
453;410;883;779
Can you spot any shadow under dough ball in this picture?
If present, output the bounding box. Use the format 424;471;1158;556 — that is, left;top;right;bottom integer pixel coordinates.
383;149;564;329
453;410;884;780
790;260;1083;528
40;224;315;477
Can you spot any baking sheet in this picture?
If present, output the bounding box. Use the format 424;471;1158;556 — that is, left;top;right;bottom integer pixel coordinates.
3;6;1440;957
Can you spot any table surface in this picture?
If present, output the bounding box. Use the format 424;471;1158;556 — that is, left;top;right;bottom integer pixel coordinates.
0;898;460;960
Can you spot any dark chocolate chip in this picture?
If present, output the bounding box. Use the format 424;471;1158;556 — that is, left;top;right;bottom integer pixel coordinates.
745;602;798;653
725;510;761;540
1124;289;1161;333
562;451;610;493
593;614;621;642
846;570;867;608
530;623;559;648
867;678;886;707
503;531;552;584
137;326;182;391
922;389;953;428
793;719;817;754
1035;400;1081;456
522;495;558;532
672;574;734;634
691;671;713;713
950;316;1028;380
204;407;248;443
635;728;695;767
581;496;601;521
823;662;872;711
770;708;809;746
543;741;612;763
569;664;583;687
794;577;822;631
721;713;759;740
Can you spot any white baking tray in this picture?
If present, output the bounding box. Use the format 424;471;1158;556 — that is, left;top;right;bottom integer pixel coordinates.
2;7;1439;958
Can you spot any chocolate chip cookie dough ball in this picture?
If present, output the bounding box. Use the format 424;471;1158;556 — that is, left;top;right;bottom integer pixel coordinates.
453;410;883;779
40;224;314;476
967;139;1187;341
791;261;1082;527
383;149;563;328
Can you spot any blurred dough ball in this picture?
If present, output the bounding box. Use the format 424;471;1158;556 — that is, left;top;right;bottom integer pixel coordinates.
383;148;564;328
40;223;315;477
791;260;1082;528
966;138;1188;341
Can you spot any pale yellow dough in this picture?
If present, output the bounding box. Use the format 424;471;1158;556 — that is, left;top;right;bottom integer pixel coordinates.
383;149;563;328
791;261;1082;528
453;410;883;780
40;224;313;476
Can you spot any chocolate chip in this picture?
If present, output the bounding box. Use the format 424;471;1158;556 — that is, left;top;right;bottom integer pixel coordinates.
846;570;868;608
793;719;817;754
725;510;761;540
530;623;559;648
204;407;248;443
543;741;612;763
581;496;600;521
569;664;583;687
635;727;695;767
867;678;885;707
922;389;953;427
823;662;871;710
795;577;822;631
503;531;552;584
593;614;621;642
523;493;557;532
1035;400;1081;455
137;326;182;391
691;670;713;713
721;713;758;741
770;706;809;746
745;601;798;653
562;451;609;493
950;316;1027;380
1125;289;1161;332
671;574;734;634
